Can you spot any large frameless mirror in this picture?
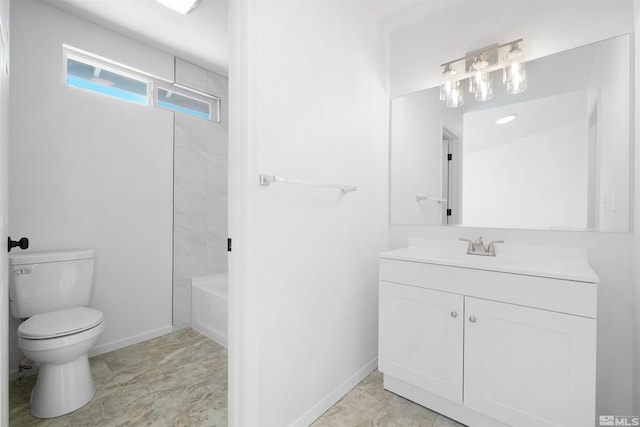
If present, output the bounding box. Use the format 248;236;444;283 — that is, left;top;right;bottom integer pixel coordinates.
390;34;632;231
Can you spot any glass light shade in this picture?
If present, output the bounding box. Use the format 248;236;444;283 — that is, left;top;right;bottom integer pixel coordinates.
503;48;527;94
445;80;463;108
468;56;489;94
469;64;493;102
440;68;457;101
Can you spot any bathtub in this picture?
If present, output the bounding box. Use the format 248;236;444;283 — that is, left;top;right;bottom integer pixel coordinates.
191;273;228;348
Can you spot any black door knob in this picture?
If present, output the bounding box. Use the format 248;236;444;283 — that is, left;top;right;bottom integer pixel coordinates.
8;237;29;253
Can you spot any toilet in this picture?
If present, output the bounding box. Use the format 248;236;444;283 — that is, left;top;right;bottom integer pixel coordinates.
9;249;105;419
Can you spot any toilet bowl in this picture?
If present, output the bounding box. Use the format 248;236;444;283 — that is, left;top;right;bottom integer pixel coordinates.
9;249;105;418
18;307;105;418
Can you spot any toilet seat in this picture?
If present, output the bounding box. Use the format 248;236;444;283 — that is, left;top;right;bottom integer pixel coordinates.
18;307;103;340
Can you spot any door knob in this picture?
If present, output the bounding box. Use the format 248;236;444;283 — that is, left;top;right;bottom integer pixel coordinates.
8;237;29;253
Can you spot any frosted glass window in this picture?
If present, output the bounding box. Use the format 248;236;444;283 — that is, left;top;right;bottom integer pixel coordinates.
66;57;149;105
157;88;212;120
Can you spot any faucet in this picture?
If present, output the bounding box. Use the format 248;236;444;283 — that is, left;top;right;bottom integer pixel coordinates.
460;237;504;256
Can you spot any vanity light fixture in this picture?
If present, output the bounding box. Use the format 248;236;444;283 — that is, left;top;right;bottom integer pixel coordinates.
155;0;200;14
440;39;527;108
440;65;463;107
504;43;527;94
469;54;493;102
496;114;517;125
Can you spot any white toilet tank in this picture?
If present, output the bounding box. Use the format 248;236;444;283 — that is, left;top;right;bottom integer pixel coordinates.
9;249;96;318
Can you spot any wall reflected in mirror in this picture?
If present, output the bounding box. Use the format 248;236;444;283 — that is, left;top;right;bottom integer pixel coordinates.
390;34;632;231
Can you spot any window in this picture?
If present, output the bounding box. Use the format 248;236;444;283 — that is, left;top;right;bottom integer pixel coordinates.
64;47;221;122
157;88;213;120
66;57;150;105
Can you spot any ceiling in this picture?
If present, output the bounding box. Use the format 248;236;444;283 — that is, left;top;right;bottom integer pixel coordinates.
38;0;229;77
37;0;459;77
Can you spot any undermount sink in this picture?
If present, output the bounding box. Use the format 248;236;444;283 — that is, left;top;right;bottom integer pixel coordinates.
379;238;599;283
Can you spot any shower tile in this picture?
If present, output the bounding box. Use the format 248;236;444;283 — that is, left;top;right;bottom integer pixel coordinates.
173;279;192;329
174;214;206;281
175;113;211;151
205;121;228;155
206;214;228;275
175;58;208;93
219;97;229;131
206;152;228;215
174;147;206;214
207;71;228;98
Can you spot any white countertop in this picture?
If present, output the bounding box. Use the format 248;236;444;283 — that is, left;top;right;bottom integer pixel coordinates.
380;239;599;283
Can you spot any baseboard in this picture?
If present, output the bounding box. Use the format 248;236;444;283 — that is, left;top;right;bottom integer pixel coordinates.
8;326;174;382
88;325;174;357
191;324;228;349
289;357;378;427
8;365;39;382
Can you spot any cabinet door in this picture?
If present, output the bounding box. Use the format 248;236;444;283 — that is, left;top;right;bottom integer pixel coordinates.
379;281;464;403
464;297;596;427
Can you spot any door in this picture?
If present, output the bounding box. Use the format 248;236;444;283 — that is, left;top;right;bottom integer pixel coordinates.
464;297;596;427
442;128;461;225
0;3;9;426
379;282;464;403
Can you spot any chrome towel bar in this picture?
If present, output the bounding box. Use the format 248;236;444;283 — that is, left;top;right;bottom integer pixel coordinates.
260;174;357;193
416;196;447;204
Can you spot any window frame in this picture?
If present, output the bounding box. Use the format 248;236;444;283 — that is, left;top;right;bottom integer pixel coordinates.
63;46;221;122
64;52;153;107
154;83;220;123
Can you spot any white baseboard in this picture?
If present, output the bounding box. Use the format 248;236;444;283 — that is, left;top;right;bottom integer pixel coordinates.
8;365;39;382
9;326;174;382
289;357;378;427
88;325;174;357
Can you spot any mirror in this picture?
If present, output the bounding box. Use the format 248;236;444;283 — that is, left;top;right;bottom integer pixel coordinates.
390;34;632;231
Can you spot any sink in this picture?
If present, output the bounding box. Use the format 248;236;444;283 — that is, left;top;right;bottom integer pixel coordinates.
380;239;599;283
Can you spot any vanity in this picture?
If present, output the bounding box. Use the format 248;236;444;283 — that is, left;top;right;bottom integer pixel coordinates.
378;238;599;427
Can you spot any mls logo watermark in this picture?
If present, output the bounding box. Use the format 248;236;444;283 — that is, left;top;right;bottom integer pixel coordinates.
599;415;640;426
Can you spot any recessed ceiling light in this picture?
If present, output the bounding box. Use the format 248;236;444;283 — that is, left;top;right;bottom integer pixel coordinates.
496;114;516;125
155;0;200;14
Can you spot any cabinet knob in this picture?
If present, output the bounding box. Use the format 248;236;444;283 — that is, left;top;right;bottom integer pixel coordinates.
469;316;477;323
450;311;458;318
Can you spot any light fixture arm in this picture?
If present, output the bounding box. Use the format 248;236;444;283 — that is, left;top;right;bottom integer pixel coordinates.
440;38;523;69
439;38;527;107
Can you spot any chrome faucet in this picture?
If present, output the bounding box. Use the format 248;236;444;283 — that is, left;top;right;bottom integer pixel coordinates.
460;237;504;256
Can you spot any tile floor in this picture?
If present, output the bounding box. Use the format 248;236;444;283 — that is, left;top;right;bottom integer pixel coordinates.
312;372;466;427
9;328;228;427
9;328;465;427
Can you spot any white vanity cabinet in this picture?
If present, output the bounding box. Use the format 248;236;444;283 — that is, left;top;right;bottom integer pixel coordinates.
378;243;598;427
379;283;464;403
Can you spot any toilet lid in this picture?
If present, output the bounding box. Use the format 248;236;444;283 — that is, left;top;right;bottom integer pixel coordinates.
18;307;104;339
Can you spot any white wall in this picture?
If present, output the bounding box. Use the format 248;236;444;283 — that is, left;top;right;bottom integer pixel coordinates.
588;35;633;231
634;0;640;416
229;0;388;425
8;0;174;373
463;118;588;228
0;0;8;424
390;0;633;98
389;0;636;416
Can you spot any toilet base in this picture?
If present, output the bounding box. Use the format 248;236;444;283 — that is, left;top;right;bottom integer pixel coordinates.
30;354;96;418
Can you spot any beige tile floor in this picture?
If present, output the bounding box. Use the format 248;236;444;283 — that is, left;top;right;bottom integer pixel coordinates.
9;328;465;427
9;328;228;427
312;372;466;427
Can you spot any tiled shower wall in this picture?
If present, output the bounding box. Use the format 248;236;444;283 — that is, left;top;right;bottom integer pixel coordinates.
173;59;229;328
